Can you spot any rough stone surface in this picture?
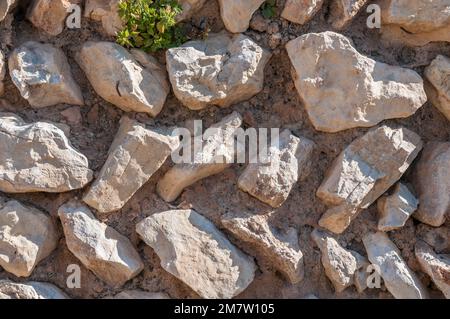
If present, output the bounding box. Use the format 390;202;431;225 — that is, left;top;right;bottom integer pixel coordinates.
27;0;75;36
177;0;207;21
105;290;170;299
415;241;450;299
157;112;243;202
136;209;256;299
238;129;315;208
83;117;178;213
413;142;450;227
221;211;304;284
9;41;84;108
317;126;422;234
0;0;17;22
58;201;144;287
0;197;58;277
380;0;450;46
76;41;169;116
286;31;427;132
363;232;428;299
328;0;368;29
84;0;122;36
0;113;93;193
377;183;418;231
218;0;265;33
425;55;450;121
0;280;68;299
281;0;325;25
166;33;271;110
0;50;5;96
311;229;368;293
417;225;450;254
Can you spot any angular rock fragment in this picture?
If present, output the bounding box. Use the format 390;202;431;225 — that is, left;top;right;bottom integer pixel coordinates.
415;241;450;299
424;55;450;121
58;201;144;287
377;183;418;231
27;0;76;36
416;224;450;254
238;130;315;208
177;0;207;21
281;0;324;25
83;117;179;213
0;280;68;299
105;290;170;299
218;0;265;33
311;229;368;293
136;209;256;299
77;42;169;116
286;31;426;132
9;41;84;108
363;232;428;299
0;0;17;22
157;112;242;202
166;33;271;110
221;212;304;284
380;0;450;46
0;197;58;277
84;0;122;36
413;142;450;227
328;0;368;29
0;50;5;96
317;126;422;234
0;113;93;193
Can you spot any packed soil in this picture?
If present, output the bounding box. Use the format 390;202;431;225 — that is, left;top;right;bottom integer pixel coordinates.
0;0;449;299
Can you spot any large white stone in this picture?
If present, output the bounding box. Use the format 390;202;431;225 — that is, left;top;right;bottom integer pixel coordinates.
317;126;422;234
425;55;450;121
76;42;169;116
136;209;256;299
83;117;179;213
218;0;265;33
27;0;77;36
166;33;271;110
58;201;144;287
9;41;84;108
0;113;93;193
286;31;426;132
0;280;68;299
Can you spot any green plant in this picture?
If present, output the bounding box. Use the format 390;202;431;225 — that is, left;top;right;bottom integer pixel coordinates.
116;0;186;52
261;0;276;19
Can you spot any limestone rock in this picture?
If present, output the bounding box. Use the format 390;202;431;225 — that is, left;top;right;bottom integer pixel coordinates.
0;0;17;22
83;117;179;213
166;33;271;110
27;0;76;36
157;112;243;202
0;280;68;299
9;41;84;108
238;130;315;208
317;126;422;234
424;55;450;121
281;0;325;25
328;0;368;29
218;0;265;33
58;201;144;287
177;0;207;21
0;198;58;277
84;0;122;36
377;183;418;231
105;290;170;299
77;42;169;116
0;113;93;193
413;142;450;227
415;241;450;299
0;50;5;96
363;232;428;299
416;224;450;254
221;211;304;284
136;209;256;299
312;229;368;293
380;0;450;46
286;31;426;132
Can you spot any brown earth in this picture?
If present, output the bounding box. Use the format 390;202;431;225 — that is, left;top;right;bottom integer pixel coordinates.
0;0;449;299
